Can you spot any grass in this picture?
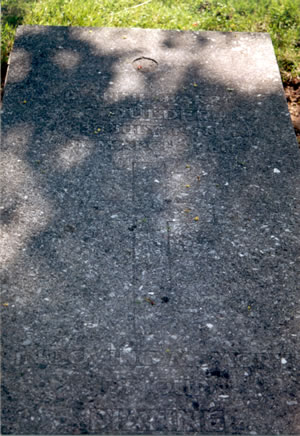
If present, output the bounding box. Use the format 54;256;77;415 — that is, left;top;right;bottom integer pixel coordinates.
1;0;300;85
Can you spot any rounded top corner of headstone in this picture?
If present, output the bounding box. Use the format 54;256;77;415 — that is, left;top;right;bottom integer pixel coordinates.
132;56;158;73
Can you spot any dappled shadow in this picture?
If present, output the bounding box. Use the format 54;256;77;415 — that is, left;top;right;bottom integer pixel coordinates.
1;25;300;434
1;0;40;92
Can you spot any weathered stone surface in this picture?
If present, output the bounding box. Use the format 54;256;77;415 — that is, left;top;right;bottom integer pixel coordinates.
1;25;300;434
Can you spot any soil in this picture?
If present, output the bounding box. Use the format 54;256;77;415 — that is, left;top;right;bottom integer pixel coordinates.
284;77;300;147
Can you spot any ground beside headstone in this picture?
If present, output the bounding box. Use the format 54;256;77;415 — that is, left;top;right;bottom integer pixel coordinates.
1;25;300;434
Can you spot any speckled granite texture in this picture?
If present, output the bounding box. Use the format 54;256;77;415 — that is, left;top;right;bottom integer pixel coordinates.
1;25;300;435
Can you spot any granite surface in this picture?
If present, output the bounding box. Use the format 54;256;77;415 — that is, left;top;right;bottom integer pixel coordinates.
1;25;300;434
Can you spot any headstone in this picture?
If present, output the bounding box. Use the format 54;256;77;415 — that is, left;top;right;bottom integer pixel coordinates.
1;25;300;434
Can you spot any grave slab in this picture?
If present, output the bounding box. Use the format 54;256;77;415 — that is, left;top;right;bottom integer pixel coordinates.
1;25;300;435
